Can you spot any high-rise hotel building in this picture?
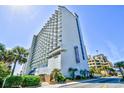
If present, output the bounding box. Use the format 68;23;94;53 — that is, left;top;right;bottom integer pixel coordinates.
25;6;89;77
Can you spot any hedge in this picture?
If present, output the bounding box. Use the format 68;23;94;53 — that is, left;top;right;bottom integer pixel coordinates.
22;75;41;87
4;75;41;88
4;76;23;88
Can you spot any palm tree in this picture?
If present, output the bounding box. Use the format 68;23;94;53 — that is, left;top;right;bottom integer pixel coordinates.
0;43;14;66
108;68;116;76
114;61;124;78
80;69;86;78
11;46;28;76
97;68;102;75
101;66;109;76
68;68;78;80
2;50;14;67
50;69;61;82
89;67;96;77
84;69;89;77
0;43;5;51
0;43;6;61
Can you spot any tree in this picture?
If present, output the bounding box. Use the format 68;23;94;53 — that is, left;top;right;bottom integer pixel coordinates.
0;43;29;76
0;43;14;68
96;68;102;75
89;67;96;77
0;43;5;52
108;68;116;76
1;50;14;68
0;61;10;79
100;66;109;76
68;68;78;80
0;61;10;87
114;61;124;78
11;46;28;76
84;69;89;77
50;68;64;82
0;43;6;62
80;69;87;78
50;69;60;80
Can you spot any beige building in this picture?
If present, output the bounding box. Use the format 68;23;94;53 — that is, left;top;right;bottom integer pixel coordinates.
88;54;113;69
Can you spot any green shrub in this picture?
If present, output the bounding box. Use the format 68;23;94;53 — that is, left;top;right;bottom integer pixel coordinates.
0;78;3;88
82;77;87;80
68;68;78;80
4;76;23;88
50;69;66;83
0;62;10;81
3;75;41;88
75;75;81;80
66;77;72;80
89;75;94;78
22;75;41;87
56;74;66;83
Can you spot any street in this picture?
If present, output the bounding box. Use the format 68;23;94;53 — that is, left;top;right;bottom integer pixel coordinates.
59;77;124;88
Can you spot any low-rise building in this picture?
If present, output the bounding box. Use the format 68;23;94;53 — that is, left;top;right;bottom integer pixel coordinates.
88;54;113;69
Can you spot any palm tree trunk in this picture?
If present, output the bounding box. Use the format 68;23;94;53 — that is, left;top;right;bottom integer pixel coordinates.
11;60;17;76
92;73;94;77
72;72;75;80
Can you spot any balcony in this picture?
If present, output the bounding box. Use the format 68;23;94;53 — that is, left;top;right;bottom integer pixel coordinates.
47;47;66;58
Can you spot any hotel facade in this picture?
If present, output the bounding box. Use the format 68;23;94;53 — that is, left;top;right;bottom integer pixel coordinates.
88;54;113;69
24;6;89;77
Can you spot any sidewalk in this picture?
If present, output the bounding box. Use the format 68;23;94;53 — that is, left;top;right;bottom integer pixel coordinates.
40;78;100;88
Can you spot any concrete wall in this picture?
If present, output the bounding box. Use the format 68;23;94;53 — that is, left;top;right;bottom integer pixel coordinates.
48;54;61;73
37;54;61;75
60;6;89;77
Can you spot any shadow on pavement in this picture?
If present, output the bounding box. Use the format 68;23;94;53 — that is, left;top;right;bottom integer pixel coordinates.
78;77;122;84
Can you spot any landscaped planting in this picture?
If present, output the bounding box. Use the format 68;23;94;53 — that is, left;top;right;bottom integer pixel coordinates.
0;78;3;88
22;75;41;87
4;76;23;88
4;75;41;88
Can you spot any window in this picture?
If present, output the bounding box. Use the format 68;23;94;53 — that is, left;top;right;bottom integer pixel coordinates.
74;46;80;63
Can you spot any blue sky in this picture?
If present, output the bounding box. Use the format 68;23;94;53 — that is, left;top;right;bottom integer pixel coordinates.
0;5;124;65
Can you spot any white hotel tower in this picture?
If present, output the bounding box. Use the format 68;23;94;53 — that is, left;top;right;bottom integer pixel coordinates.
25;6;89;77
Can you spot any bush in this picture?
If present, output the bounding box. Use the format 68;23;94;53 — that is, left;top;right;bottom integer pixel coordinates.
75;75;81;80
0;62;10;79
66;77;72;80
4;75;41;88
82;77;87;80
22;75;41;87
89;75;94;78
50;69;66;83
56;74;66;83
4;76;23;88
0;78;3;88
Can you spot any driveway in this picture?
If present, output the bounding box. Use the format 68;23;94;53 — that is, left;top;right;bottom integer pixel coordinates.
59;77;124;88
